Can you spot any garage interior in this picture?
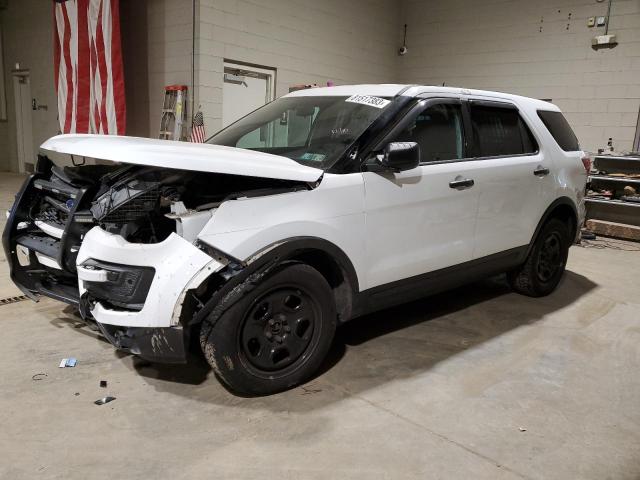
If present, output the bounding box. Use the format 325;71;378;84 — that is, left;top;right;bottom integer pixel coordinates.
1;0;640;478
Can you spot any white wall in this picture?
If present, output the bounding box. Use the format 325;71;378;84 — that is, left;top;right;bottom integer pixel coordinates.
121;0;194;138
195;0;401;134
0;0;59;172
142;0;194;137
398;0;640;153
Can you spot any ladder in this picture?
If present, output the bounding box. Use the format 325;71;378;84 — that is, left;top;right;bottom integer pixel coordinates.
159;85;187;140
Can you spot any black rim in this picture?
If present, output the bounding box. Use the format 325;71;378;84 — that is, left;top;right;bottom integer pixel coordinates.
536;231;563;283
239;286;317;372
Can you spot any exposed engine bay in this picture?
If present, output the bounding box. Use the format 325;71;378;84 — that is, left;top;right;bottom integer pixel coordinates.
4;155;309;307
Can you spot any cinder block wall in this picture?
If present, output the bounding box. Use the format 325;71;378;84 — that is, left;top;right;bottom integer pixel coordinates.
142;0;194;137
195;0;401;133
397;0;640;153
0;0;59;172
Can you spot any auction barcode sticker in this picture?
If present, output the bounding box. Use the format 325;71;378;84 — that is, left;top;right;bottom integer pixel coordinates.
345;95;390;109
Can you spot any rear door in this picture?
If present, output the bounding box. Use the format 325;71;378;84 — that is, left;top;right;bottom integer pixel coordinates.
463;98;549;258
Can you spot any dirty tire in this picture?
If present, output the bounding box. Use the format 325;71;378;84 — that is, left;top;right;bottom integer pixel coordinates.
200;263;337;396
508;218;570;297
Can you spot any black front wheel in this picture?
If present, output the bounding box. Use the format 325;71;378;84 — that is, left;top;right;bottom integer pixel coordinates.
508;218;571;297
200;263;337;395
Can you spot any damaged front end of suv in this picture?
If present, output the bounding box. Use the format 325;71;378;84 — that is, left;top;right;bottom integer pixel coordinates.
3;137;320;363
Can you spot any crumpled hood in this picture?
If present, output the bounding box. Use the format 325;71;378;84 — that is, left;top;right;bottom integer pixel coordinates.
40;134;324;183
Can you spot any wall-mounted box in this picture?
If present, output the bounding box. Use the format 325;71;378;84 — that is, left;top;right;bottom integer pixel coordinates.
592;34;617;49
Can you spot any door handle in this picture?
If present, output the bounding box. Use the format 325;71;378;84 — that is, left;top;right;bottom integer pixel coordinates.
449;178;475;189
533;166;550;176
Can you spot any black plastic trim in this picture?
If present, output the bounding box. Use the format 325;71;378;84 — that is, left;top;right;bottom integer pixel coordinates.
189;236;360;327
467;99;518;110
244;237;360;293
82;260;155;311
97;323;188;364
351;246;528;317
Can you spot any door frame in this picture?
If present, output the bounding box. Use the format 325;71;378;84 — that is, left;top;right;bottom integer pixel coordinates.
223;59;276;104
222;59;277;138
12;69;34;173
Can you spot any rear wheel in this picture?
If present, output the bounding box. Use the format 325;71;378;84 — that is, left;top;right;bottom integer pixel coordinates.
200;263;336;395
508;218;570;297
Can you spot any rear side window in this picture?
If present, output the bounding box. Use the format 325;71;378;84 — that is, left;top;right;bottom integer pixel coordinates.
470;104;538;157
537;110;580;151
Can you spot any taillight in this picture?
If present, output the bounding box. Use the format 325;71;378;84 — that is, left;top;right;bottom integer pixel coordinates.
581;156;592;174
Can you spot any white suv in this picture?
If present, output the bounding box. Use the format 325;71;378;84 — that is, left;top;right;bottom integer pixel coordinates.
4;84;587;395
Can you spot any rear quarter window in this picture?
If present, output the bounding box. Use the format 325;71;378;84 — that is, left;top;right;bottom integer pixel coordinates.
537;110;580;151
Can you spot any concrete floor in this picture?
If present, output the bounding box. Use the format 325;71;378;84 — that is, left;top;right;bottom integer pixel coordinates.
1;171;640;479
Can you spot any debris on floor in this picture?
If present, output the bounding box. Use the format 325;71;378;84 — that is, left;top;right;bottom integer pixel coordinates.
94;396;116;406
519;427;527;432
31;373;48;381
581;230;597;240
59;358;77;368
100;380;107;388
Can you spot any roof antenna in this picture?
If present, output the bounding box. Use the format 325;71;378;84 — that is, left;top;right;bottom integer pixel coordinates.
398;24;408;56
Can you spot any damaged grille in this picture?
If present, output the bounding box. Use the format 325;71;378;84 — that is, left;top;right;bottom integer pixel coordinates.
99;189;160;225
91;178;161;226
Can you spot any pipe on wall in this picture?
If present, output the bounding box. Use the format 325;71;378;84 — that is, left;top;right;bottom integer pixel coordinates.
190;0;196;123
604;0;613;35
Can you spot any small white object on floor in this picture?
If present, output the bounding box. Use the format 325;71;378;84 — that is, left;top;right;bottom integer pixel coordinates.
59;358;77;368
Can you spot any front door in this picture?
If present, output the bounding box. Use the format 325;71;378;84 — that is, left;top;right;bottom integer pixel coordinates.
362;99;478;290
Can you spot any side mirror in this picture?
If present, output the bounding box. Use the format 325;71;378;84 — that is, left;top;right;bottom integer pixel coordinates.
380;142;420;171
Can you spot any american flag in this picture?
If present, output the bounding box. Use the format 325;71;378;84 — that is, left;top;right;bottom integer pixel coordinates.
190;110;206;143
53;0;126;135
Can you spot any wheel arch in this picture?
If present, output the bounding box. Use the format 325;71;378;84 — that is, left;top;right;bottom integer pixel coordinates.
187;237;360;329
251;237;359;322
528;197;579;256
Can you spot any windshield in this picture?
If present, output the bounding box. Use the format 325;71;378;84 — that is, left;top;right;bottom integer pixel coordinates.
207;95;391;169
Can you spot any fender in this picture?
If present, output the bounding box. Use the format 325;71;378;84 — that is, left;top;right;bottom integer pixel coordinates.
188;236;360;327
526;196;578;258
242;236;360;293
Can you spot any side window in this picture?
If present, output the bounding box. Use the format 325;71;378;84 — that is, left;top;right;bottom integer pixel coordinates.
537;110;580;151
395;103;465;162
470;105;538;157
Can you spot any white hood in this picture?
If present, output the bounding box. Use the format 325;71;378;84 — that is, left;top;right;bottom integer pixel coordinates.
40;134;324;183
